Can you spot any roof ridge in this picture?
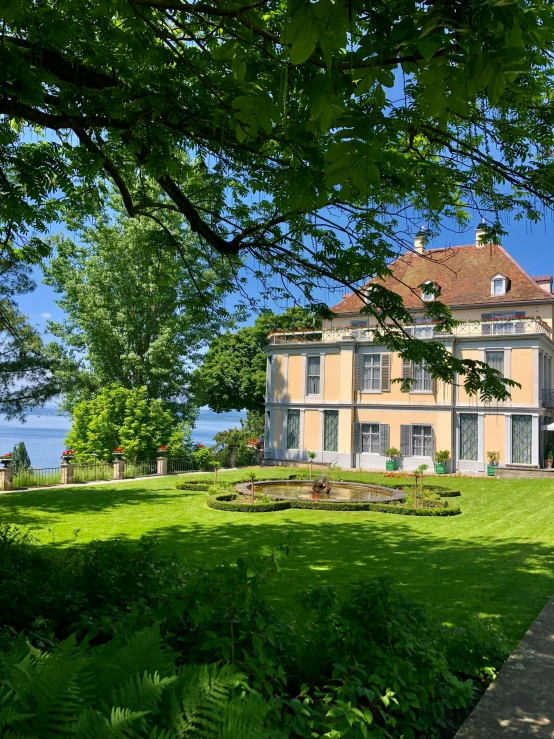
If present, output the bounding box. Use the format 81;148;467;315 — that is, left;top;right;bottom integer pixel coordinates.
494;243;549;298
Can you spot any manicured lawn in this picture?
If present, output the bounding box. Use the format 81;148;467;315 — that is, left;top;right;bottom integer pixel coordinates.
1;468;554;645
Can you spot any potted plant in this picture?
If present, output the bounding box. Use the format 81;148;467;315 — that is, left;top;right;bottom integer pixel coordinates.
435;450;450;474
112;446;125;459
545;448;553;469
0;453;12;468
61;449;76;463
157;445;168;455
487;451;500;476
384;447;400;471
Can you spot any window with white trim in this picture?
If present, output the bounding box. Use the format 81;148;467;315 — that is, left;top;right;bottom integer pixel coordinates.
306;356;321;395
459;414;478;461
412;361;433;392
361;424;380;453
286;410;300;449
362;354;381;390
412;425;433;456
421;280;436;302
485;350;504;375
490;274;507;296
324;410;339;452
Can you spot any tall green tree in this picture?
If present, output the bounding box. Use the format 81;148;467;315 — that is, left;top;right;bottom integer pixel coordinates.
65;385;185;461
0;243;60;419
11;441;31;472
43;201;236;420
191;308;316;415
3;0;554;400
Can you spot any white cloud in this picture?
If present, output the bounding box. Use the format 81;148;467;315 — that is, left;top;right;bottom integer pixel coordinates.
40;312;52;319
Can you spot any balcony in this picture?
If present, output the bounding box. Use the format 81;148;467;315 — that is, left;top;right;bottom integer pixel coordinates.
542;389;554;409
267;317;553;345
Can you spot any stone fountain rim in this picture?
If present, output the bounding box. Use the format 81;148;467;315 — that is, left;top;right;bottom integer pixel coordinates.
235;479;407;502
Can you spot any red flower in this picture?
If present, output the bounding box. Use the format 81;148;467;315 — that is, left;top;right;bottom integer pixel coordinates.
158;445;168;450
1;453;11;459
113;447;124;453
61;449;75;456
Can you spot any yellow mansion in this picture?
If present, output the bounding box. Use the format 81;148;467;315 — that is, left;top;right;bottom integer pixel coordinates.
264;228;554;473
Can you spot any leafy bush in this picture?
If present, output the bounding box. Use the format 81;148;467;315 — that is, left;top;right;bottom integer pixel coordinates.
0;630;267;738
0;525;507;738
176;481;211;491
190;447;214;469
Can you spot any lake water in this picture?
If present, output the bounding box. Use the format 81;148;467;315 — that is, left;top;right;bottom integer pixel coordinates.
0;406;243;469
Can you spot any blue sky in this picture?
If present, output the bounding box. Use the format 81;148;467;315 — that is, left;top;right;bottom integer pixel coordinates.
18;211;554;336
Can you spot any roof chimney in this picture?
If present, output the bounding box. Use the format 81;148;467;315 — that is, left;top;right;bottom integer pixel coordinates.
414;229;425;255
475;220;488;248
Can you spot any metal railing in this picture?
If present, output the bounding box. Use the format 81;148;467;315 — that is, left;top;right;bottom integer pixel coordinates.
168;457;196;473
268;317;552;344
124;460;157;478
13;467;62;488
72;463;113;483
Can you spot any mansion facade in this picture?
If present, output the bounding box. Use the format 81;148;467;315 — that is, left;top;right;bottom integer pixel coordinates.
263;230;554;473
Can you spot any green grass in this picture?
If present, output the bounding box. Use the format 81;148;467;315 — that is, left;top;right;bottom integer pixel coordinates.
1;467;553;645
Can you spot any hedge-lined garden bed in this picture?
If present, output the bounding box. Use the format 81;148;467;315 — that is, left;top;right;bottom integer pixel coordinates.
207;493;461;516
388;483;461;498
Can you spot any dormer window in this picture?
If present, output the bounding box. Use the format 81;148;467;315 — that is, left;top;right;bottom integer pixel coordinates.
491;274;507;296
421;281;436;302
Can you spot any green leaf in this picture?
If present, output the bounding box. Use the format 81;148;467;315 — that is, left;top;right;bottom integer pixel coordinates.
488;70;505;105
290;21;319;64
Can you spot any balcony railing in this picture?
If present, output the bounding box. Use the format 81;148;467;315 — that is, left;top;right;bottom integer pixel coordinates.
267;317;552;344
542;389;554;409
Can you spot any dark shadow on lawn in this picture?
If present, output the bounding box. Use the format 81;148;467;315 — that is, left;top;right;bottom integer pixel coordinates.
0;481;187;524
136;517;554;643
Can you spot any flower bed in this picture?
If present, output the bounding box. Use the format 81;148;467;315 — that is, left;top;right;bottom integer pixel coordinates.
207;493;461;516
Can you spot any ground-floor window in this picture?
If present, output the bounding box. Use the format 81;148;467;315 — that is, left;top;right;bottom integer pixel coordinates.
412;425;433;456
512;415;532;464
361;423;380;453
287;410;300;449
459;414;478;460
323;410;338;452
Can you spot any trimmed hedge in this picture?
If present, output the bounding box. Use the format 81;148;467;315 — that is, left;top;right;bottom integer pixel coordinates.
207;494;461;516
176;481;210;491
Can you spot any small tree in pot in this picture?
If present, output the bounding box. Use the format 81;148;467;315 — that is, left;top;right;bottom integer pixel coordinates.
435;450;450;475
545;447;553;469
384;447;400;472
307;450;317;478
487;451;500;476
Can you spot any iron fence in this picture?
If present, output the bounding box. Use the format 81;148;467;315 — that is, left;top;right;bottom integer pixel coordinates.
13;467;62;488
72;463;113;483
124;460;158;478
168;457;197;473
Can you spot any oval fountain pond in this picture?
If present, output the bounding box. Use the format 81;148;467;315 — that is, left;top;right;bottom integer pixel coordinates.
236;479;407;503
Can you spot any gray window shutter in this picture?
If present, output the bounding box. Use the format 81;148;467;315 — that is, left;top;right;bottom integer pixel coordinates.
400;425;412;457
354;354;361;391
379;424;390;455
353;422;361;453
381;354;391;392
401;359;412;392
515;311;525;332
481;313;492;335
431;425;435;459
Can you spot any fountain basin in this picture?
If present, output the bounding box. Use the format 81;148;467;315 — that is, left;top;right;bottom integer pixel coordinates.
236;479;407;504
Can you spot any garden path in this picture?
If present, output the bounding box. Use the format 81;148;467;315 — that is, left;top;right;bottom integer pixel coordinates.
456;594;554;738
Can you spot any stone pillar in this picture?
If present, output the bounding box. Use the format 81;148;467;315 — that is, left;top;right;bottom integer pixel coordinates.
61;462;74;485
157;455;168;475
113;459;125;480
0;466;13;492
229;447;237;468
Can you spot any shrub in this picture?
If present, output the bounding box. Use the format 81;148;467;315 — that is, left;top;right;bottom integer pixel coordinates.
0;526;504;738
207;494;461;516
190;447;214;469
435;449;451;464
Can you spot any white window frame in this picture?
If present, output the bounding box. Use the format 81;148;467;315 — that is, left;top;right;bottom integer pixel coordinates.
362;354;381;392
306;356;321;396
412;425;433;457
361;423;380;454
412;361;433;393
490;273;507;296
485;350;504;375
421;280;435;302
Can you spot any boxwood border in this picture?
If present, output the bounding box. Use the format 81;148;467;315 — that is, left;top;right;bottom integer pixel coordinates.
207;493;461;516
